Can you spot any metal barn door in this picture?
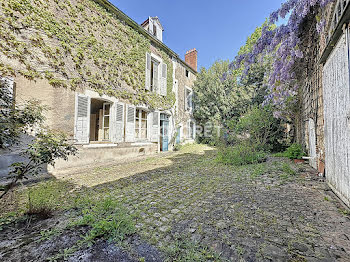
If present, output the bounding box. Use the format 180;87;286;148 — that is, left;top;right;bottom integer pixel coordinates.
323;32;350;206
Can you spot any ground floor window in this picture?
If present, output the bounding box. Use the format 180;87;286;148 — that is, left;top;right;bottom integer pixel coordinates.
135;109;148;139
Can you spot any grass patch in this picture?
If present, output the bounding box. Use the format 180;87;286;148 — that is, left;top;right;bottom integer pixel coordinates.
163;236;221;262
216;144;267;166
71;196;135;245
26;181;75;218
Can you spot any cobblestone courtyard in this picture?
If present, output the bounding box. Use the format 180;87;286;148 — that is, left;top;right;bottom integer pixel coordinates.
1;144;350;261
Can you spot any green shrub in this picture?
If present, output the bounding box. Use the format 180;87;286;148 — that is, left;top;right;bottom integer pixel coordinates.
216;144;267;166
284;143;305;159
226;106;286;152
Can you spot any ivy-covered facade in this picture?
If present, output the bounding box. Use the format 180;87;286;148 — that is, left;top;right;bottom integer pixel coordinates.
0;0;197;171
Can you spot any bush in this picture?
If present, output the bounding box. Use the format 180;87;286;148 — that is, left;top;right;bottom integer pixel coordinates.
284;143;305;159
226;106;286;152
216;143;267;166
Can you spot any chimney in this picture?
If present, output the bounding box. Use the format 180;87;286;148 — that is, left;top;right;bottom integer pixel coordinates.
185;48;197;71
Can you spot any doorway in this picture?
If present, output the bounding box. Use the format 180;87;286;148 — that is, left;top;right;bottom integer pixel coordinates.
90;98;111;142
160;113;170;151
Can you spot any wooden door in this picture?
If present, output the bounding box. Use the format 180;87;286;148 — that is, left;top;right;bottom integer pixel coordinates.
323;32;350;206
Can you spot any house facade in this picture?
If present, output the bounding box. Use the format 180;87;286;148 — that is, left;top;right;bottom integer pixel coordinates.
297;0;350;206
0;0;197;174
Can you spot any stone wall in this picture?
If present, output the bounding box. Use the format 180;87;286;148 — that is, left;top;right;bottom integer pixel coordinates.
175;60;196;141
297;3;335;173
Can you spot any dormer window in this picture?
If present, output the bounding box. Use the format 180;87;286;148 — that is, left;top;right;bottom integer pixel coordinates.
153;24;157;37
141;16;163;42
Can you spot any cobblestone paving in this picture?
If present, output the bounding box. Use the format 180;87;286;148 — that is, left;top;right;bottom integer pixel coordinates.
2;144;350;261
91;144;350;261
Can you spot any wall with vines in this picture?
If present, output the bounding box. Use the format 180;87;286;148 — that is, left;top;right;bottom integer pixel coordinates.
0;0;175;109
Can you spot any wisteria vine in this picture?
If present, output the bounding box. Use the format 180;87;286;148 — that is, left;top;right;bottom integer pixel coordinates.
233;0;335;118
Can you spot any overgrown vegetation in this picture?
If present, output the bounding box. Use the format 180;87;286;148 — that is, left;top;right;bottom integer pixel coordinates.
216;143;267;166
0;0;175;109
194;22;289;165
71;197;135;245
275;143;306;159
26;181;75;218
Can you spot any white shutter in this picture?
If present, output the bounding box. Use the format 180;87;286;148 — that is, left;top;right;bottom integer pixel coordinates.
148;17;154;35
0;77;14;109
125;105;135;142
147;112;152;141
157;26;162;42
151;111;159;142
161;63;167;96
75;93;90;144
184;88;188;111
145;53;151;90
113;102;124;143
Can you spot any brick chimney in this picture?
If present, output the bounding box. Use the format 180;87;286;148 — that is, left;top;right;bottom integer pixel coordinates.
185;48;197;71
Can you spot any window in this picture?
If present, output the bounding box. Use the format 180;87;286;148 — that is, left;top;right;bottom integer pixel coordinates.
135;109;148;140
153;24;157;36
150;59;159;92
102;103;110;140
185;87;193;111
186;69;189;78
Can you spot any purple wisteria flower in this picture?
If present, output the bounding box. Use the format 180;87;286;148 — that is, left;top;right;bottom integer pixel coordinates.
233;0;335;118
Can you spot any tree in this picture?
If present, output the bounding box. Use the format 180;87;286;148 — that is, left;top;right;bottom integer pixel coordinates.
0;78;77;199
193;22;274;144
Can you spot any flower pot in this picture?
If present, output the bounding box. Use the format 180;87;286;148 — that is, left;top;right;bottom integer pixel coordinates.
293;159;305;164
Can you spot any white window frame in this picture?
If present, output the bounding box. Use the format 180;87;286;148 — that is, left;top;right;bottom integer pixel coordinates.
135;108;149;141
102;103;111;141
146;53;163;95
185;86;193;112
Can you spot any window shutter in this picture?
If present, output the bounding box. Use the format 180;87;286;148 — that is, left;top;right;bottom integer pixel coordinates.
149;17;154;35
125;105;135;142
75;93;90;144
184;89;188;111
151;111;159;142
0;77;15;110
115;102;125;143
145;53;151;90
161;63;167;96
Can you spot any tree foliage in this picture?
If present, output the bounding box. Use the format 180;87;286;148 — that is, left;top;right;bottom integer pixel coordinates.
193;22;274;141
234;0;335;117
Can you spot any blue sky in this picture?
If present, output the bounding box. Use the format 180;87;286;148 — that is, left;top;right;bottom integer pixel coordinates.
111;0;285;69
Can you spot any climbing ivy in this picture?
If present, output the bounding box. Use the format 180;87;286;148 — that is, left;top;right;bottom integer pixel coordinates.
0;0;175;109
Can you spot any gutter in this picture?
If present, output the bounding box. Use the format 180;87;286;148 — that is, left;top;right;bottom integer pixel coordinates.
320;2;350;64
92;0;197;75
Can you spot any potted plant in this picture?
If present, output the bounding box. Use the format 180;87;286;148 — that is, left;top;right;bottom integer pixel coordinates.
285;143;306;163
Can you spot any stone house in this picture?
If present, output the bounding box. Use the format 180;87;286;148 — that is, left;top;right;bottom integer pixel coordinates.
297;0;350;206
0;0;197;174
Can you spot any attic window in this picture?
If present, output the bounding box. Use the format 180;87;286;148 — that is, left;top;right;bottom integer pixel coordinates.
153;24;157;36
186;70;189;78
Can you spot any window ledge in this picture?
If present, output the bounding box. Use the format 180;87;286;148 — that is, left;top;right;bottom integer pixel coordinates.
131;142;154;146
83;143;118;149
